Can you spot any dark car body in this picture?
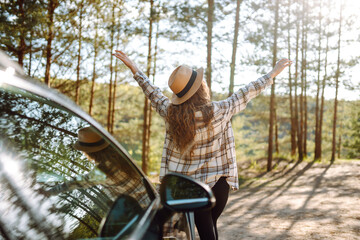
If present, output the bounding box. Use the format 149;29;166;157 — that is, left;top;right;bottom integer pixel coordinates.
0;52;214;240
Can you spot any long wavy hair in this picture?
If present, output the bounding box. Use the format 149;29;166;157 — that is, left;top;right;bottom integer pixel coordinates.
166;81;214;155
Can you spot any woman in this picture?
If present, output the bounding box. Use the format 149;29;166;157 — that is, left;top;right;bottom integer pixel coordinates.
113;50;291;240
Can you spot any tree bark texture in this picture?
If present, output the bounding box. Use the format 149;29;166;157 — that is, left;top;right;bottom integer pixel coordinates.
75;0;84;104
229;0;242;96
318;31;329;160
303;10;308;157
44;0;57;87
287;0;296;157
107;1;116;132
141;0;155;175
206;0;214;97
89;11;99;116
294;14;303;161
331;2;343;162
314;0;322;160
267;0;279;172
18;0;25;66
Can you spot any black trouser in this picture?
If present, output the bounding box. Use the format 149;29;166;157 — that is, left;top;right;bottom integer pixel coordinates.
194;177;229;240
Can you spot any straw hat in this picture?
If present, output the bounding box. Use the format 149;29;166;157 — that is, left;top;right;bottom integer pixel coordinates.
74;127;110;153
168;65;204;105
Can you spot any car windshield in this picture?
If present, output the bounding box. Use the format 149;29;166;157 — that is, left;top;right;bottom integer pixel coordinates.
0;84;153;239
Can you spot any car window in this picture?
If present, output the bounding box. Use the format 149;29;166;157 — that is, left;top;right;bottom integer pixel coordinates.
0;85;153;239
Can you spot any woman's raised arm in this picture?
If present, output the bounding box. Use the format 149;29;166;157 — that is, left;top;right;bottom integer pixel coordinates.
217;58;292;121
113;50;139;74
113;50;169;118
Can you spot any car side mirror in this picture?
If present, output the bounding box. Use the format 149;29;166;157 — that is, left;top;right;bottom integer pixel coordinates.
160;173;215;212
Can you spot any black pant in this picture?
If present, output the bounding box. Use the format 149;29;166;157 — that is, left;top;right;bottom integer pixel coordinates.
194;177;229;240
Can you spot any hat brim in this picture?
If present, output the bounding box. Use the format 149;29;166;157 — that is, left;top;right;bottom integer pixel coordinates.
171;67;204;105
74;141;110;153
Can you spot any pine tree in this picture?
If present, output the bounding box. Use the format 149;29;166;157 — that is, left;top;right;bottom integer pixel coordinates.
229;0;243;96
89;1;102;116
303;0;309;157
141;0;156;175
206;0;215;97
331;1;343;162
287;0;297;158
44;0;59;87
294;1;303;161
267;0;279;172
0;0;43;67
314;0;323;160
75;0;85;104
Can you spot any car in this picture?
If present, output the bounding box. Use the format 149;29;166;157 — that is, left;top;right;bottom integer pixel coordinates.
0;51;215;240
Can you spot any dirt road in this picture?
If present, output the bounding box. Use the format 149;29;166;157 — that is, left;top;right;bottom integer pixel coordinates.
217;160;360;240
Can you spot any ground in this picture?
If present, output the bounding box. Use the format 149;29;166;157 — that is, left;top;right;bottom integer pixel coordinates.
217;160;360;240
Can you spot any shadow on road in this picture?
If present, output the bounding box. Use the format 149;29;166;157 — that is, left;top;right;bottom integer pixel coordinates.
221;160;337;239
228;159;318;208
273;161;333;239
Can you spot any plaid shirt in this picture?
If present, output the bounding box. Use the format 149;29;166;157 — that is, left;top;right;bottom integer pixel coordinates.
134;71;273;190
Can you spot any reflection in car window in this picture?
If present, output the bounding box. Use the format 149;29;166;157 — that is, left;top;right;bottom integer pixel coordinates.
0;86;152;239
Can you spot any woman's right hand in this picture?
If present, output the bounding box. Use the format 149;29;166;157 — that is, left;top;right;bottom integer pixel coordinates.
113;50;139;75
269;59;292;78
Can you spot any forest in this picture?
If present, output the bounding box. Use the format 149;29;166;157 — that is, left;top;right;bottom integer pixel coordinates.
1;0;359;177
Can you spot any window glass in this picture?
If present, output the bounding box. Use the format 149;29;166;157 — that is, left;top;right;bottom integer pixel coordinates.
0;86;152;239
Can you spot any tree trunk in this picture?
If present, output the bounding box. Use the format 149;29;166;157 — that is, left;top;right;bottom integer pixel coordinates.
111;26;122;134
275;108;279;155
75;0;84;104
141;0;155;175
287;0;296;157
298;0;306;161
44;0;57;87
229;0;242;96
89;11;99;116
294;11;303;161
267;0;279;172
107;2;116;132
314;0;322;160
303;13;308;157
17;0;25;66
206;0;214;97
28;29;34;76
337;134;341;159
142;100;150;174
111;74;117;134
152;16;160;83
145;10;160;167
110;0;124;133
331;2;343;162
319;29;329;160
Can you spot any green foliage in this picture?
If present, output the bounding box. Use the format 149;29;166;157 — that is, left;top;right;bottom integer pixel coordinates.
0;0;44;61
343;108;360;159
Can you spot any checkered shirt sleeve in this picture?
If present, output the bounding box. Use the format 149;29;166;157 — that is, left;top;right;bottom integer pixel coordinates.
216;74;273;122
133;71;169;118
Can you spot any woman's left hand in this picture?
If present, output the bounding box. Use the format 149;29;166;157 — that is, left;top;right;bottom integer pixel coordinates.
113;50;139;75
269;59;292;78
